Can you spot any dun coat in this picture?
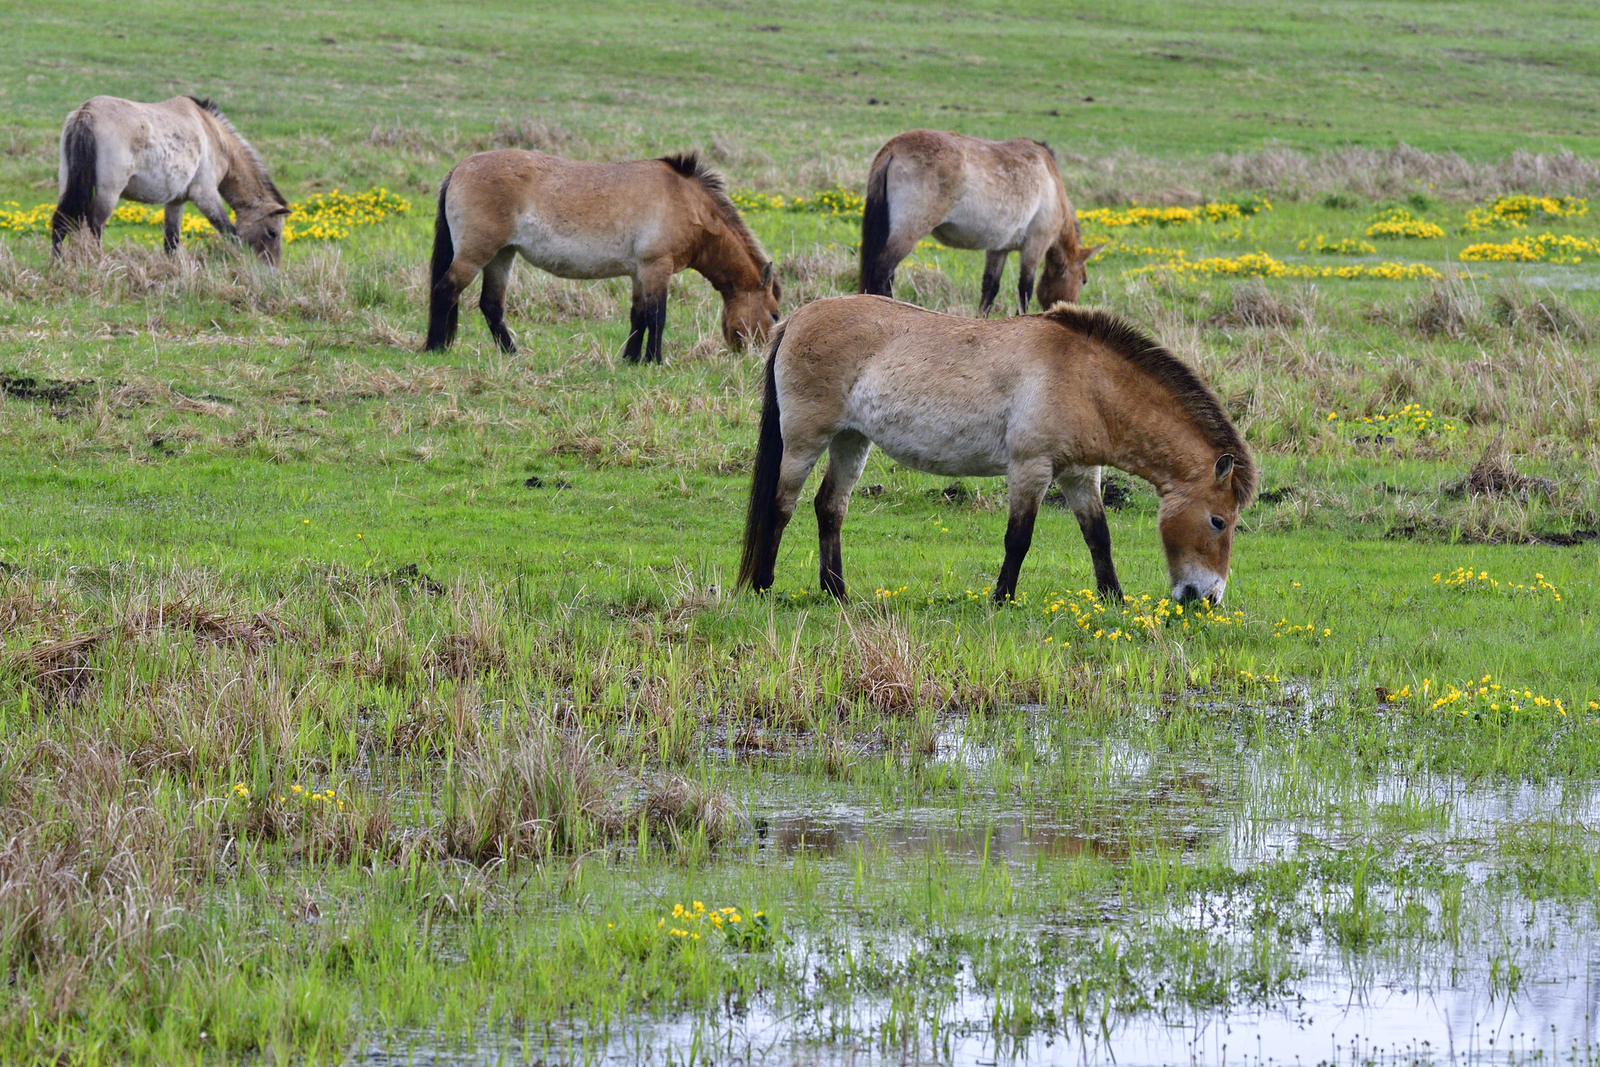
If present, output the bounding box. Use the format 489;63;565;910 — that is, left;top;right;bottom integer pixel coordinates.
51;95;289;263
425;150;781;361
859;130;1100;314
738;296;1255;605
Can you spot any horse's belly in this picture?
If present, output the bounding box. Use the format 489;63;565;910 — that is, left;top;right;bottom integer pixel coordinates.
933;198;1029;251
850;405;1010;478
122;172;188;205
514;220;637;280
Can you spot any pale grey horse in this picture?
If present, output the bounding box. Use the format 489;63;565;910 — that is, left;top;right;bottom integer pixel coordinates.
51;95;289;263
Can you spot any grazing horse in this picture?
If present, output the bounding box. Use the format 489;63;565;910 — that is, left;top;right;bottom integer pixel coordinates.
859;130;1101;314
738;296;1256;605
424;150;781;361
51;96;290;263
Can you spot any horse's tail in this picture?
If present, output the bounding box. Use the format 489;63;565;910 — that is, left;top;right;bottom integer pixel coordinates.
858;154;892;296
737;322;789;593
51;108;97;255
424;172;458;351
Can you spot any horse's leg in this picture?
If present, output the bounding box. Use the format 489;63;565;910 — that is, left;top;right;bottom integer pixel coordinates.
643;266;670;364
623;277;648;363
1016;232;1051;312
163;200;184;253
478;247;518;354
189;187;238;243
88;186;120;246
994;456;1053;603
1057;465;1123;602
979;251;1006;316
813;431;872;601
757;436;831;592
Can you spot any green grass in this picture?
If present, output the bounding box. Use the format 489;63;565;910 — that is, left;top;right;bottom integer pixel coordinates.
2;2;1600;1064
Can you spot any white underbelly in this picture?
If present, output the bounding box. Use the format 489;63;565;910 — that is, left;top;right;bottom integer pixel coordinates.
932;197;1031;252
844;389;1010;477
122;171;191;205
513;216;638;280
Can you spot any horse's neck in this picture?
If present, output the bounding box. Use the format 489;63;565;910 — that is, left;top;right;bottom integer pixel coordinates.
692;222;761;296
1097;365;1211;496
210;129;270;210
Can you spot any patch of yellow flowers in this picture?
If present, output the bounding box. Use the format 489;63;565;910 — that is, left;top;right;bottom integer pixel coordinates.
1132;250;1440;281
1365;207;1446;241
1297;235;1378;256
1420;674;1589;719
1434;566;1560;600
647;901;774;950
1039;589;1257;645
1327;403;1458;436
732;186;865;216
1462;195;1587;234
1079;200;1270;229
230;781;345;809
0;187;409;244
1459;232;1600;264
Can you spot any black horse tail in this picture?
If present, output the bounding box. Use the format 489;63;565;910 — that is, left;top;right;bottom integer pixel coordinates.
858;154;892;296
424;172;459;351
51;109;97;255
737;322;789;593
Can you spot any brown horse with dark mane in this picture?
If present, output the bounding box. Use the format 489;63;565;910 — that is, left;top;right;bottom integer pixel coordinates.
425;150;781;361
738;296;1255;605
859;130;1100;314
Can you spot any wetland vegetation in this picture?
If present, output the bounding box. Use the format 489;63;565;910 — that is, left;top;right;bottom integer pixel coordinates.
2;2;1600;1063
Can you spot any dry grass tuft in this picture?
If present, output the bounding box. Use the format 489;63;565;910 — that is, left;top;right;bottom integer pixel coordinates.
442;726;625;861
125;599;284;650
845;614;947;714
1208;278;1302;329
1489;282;1588;340
3;632;104;705
898;267;964;313
1410;274;1481;338
1450;440;1559;500
646;774;743;844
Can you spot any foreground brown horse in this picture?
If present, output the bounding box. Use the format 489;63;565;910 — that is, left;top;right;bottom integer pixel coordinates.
738;297;1255;605
52;96;289;263
859;130;1100;314
425;150;781;361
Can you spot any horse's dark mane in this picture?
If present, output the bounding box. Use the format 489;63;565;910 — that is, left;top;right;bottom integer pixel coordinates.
188;96;287;207
657;151;769;271
1044;305;1257;505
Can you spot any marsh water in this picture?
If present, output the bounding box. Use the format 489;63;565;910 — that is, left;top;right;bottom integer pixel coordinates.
349;713;1600;1067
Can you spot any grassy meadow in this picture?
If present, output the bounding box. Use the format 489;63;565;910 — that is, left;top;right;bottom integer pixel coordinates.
3;2;1600;1064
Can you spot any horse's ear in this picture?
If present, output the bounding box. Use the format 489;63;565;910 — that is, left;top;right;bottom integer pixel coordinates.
269;205;291;218
1214;454;1235;484
1080;243;1104;262
760;261;774;288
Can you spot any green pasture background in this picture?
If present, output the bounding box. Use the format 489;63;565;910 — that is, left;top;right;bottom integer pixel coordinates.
1;0;1597;192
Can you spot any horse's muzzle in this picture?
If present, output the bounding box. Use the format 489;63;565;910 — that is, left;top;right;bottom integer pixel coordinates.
1172;579;1226;608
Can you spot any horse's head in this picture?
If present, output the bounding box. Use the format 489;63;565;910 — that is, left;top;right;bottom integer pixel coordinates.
238;203;291;265
1038;240;1103;307
1158;453;1246;606
722;261;782;349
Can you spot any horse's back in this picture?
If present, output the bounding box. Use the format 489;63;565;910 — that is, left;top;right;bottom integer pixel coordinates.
876;131;1063;250
778;297;1078;476
446;150;697;278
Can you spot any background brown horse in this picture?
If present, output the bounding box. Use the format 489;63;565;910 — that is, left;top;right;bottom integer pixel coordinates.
51;95;289;263
739;296;1255;605
859;130;1100;314
425;151;780;361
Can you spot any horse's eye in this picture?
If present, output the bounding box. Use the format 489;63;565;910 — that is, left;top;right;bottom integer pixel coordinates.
770;312;780;323
1209;514;1226;532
